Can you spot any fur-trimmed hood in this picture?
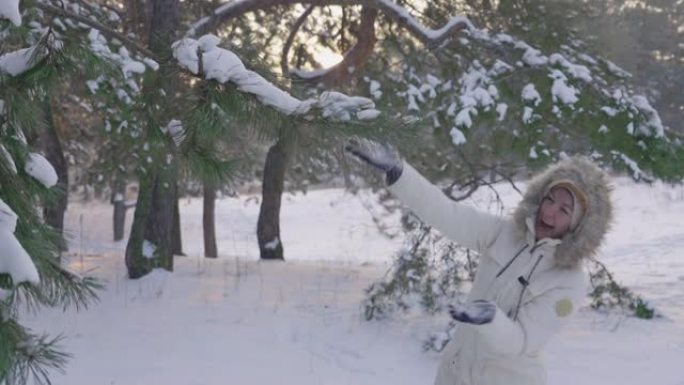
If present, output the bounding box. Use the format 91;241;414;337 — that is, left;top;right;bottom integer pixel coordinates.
512;157;614;268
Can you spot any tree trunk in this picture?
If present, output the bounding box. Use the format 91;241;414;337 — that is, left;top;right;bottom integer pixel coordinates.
126;174;156;278
125;166;177;278
40;100;68;252
203;180;218;258
125;0;179;279
143;168;177;272
124;0;148;40
257;136;291;260
172;197;184;255
112;179;126;241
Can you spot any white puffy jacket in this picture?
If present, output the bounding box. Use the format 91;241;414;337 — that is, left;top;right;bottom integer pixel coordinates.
388;159;613;385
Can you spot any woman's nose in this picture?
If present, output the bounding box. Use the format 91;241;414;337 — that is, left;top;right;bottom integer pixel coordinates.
543;207;560;222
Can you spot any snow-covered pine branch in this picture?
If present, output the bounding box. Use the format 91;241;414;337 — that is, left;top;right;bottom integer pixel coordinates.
0;0;21;26
0;199;40;288
173;35;381;121
188;0;475;42
0;31;63;77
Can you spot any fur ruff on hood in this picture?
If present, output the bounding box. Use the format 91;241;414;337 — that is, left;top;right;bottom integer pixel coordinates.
512;157;614;268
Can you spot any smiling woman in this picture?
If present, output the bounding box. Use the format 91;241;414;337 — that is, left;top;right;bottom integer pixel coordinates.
346;140;615;385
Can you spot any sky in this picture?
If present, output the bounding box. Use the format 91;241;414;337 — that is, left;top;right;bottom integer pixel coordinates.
20;179;684;385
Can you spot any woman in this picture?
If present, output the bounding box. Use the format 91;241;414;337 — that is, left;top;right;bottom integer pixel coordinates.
346;139;613;385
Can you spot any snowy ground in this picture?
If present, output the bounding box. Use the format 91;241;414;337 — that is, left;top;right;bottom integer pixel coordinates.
21;180;684;385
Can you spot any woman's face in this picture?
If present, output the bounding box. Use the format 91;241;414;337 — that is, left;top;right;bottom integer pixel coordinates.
535;186;574;240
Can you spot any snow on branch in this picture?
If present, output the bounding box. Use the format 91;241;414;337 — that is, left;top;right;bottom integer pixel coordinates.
373;0;475;45
0;199;40;285
25;153;58;188
0;0;21;26
36;2;156;59
187;0;475;47
0;32;63;77
172;35;380;121
87;29;153;78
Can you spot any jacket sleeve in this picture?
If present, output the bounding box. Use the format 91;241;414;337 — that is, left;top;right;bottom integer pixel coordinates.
472;283;586;356
388;161;503;252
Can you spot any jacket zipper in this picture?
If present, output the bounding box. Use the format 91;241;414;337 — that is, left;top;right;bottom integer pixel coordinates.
495;243;529;278
512;253;545;321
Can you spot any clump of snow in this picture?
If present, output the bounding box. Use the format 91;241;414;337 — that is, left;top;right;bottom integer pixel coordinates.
171;38;200;74
426;74;440;86
264;238;280;250
118;47;146;78
577;53;598;65
449;127;467;145
629;95;664;137
522;106;539;124
116;89;132;104
200;45;248;83
0;45;46;77
88;29;147;81
143;58;159;71
455;108;476;128
318;91;375;121
86;80;100;94
198;34;221;52
600;106;619;117
603;59;632;78
521;84;542;106
496;103;507;121
626;122;635;135
25;153;58;188
0;0;21;26
549;53;592;82
549;70;578;107
613;151;644;180
487;84;499;99
160;119;186;146
0;199;40;285
488;60;514;76
493;33;514;44
142;240;157;259
458;63;496;109
522;46;549;66
446;102;457;116
357;109;381;120
529;146;538;159
369;80;382;99
599;125;609;133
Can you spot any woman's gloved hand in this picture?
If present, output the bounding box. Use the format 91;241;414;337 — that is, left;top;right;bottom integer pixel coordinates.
345;138;403;184
449;300;496;325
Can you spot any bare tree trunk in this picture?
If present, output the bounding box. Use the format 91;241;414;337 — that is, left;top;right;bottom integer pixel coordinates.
40;100;68;252
112;178;126;241
125;0;179;278
124;0;148;40
203;180;217;258
257;136;291;260
173;198;184;255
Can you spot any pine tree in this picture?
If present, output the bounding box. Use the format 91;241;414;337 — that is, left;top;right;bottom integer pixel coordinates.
1;4;101;382
2;1;393;382
191;0;683;327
